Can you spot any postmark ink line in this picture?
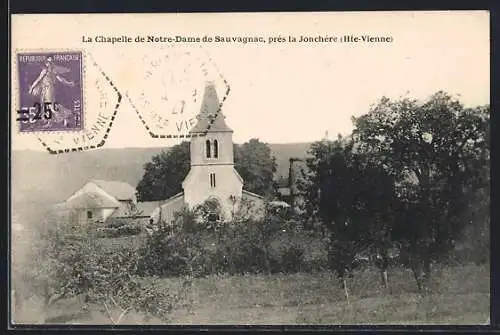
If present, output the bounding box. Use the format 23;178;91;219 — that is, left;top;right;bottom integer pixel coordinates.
37;54;122;155
129;47;231;138
126;94;204;139
201;49;230;133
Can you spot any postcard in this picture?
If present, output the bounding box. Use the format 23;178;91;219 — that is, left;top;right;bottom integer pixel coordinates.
10;11;490;326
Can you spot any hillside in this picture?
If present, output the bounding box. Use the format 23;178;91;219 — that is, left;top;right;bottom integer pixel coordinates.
11;143;312;228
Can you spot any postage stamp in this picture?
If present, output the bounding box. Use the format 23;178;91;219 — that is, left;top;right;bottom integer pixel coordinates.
120;46;230;138
12;50;122;154
16;52;84;132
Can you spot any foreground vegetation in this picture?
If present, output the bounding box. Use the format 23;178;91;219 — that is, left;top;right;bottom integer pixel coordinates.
12;213;490;325
168;263;489;325
13;262;489;325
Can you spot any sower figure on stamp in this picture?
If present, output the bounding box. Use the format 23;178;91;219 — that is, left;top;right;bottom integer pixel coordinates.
28;56;75;128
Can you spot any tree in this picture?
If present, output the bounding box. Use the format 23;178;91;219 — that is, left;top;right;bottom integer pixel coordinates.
301;136;398;298
31;218;188;324
234;139;278;197
137;139;278;202
352;91;490;291
136;141;191;202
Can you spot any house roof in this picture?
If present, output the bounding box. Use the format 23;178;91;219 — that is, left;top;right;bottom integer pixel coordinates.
66;191;121;209
242;189;264;199
90;180;136;201
136;201;162;217
162;192;184;206
190;82;233;134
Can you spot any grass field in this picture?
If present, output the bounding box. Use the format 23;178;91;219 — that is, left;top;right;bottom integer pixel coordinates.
13;263;489;325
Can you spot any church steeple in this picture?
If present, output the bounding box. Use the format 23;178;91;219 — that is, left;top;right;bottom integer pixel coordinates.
190;81;232;134
189;82;234;167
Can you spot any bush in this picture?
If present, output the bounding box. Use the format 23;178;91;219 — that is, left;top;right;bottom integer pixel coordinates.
96;223;142;238
138;208;325;278
279;244;305;273
301;258;329;273
140;217;281;277
215;220;280;275
220;237;272;275
118;224;143;235
32;219;188;324
138;226;209;278
105;218;128;229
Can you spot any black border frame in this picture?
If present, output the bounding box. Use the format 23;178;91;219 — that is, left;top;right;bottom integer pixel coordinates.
5;0;499;333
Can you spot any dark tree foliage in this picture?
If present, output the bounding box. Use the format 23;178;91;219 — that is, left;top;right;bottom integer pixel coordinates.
352;92;490;291
136;141;191;202
299;92;489;293
234;138;278;197
301;137;397;292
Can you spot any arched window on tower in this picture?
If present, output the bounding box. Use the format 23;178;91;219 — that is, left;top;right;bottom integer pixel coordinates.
213;139;219;158
206;140;211;158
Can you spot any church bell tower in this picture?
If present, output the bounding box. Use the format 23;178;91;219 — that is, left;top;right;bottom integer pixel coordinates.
181;82;244;219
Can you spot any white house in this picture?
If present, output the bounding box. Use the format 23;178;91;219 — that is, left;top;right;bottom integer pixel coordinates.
151;82;265;225
63;180;137;224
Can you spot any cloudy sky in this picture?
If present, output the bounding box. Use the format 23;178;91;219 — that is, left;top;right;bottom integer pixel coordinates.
11;11;489;150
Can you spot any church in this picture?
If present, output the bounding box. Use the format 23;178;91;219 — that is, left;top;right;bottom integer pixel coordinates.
150;82;265;225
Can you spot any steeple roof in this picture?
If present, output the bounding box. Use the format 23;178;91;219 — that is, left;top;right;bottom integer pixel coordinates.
190;82;233;134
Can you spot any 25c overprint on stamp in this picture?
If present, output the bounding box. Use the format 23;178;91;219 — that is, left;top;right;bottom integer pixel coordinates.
16;52;84;133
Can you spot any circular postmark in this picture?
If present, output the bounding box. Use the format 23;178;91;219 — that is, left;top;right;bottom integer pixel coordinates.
12;50;122;154
123;46;230;138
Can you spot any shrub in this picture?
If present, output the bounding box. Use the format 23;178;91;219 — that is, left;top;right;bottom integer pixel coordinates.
219;236;270;275
301;258;329;273
31;219;188;324
118;224;143;236
105;218;128;229
95;223;142;238
279;244;305;273
139;206;326;277
138;225;209;278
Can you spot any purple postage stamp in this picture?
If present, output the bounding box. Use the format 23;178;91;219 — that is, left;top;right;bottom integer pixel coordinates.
16;52;84;132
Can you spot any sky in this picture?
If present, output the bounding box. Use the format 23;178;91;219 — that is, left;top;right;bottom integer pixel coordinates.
11;11;490;151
